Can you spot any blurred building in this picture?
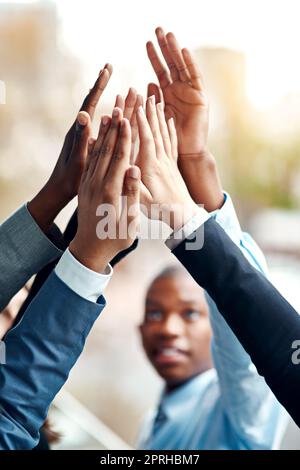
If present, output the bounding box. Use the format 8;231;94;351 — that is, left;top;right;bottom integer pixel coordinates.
195;47;248;128
0;0;81;218
195;46;300;214
195;47;249;201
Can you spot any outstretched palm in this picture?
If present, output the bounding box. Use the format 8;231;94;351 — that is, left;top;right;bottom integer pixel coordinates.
146;28;209;154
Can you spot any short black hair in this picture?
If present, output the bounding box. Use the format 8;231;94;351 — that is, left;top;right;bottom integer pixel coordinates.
146;264;190;294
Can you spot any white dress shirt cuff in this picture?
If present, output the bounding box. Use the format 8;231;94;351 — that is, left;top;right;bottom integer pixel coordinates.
55;248;113;303
165;207;210;251
210;192;242;243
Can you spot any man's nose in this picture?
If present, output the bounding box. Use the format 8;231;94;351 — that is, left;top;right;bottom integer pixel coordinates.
160;312;184;337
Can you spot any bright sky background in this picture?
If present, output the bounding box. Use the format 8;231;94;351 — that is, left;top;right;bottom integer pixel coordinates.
4;0;300;109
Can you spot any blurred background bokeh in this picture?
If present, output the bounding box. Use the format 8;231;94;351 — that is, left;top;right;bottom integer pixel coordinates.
1;0;300;449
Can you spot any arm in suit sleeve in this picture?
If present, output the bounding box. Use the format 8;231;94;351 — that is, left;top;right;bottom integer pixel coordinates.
172;217;300;428
0;250;110;449
0;205;62;311
202;195;287;447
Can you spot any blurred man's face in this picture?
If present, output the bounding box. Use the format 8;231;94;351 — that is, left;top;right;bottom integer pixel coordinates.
140;273;213;388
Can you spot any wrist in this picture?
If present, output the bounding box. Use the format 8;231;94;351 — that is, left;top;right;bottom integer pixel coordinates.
163;201;200;231
178;147;212;161
69;238;112;274
177;151;224;211
28;184;66;233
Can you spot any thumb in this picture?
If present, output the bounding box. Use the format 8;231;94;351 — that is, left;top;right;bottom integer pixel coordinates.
71;111;91;163
124;165;141;205
122;166;141;239
147;82;161;104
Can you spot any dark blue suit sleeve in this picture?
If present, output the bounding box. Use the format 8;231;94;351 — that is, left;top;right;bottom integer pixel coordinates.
172;218;300;427
0;271;105;449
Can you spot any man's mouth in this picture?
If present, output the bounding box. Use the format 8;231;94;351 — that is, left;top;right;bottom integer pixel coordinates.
152;346;189;365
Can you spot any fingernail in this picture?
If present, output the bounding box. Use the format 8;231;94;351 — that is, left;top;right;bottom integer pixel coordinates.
76;113;88;131
128;166;140;179
157;102;163;111
113;108;119;117
88;137;95;145
121;119;128;129
102;116;109;126
138;105;144;114
148;95;155;105
77;112;88;126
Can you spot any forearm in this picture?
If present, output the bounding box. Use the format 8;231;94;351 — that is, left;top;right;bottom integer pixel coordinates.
167;196;283;445
0;249;110;449
28;181;70;234
208;202;268;377
0;205;62;311
173;218;300;427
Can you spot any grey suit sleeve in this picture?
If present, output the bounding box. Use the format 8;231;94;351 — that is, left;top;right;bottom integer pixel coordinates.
0;204;62;310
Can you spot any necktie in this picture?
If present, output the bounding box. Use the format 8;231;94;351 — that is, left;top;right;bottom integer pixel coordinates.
151;403;167;438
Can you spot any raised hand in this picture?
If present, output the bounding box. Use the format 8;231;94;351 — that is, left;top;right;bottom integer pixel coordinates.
28;64;113;232
147;29;208;155
69;107;141;273
147;29;223;211
136;96;198;231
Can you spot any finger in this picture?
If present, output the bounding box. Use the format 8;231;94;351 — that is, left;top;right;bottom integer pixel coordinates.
146;41;171;89
71;111;91;175
62;64;112;155
82;137;97;182
155;26;179;82
139;179;153;206
104;63;113;76
123;165;141;203
182;48;204;91
93;115;111;155
131;94;144;133
147;83;162;104
136;105;156;166
156;102;172;157
130;94;143;164
166;32;191;83
121;165;141;240
146;95;164;156
114;94;125;111
88;137;96;155
106;118;131;191
81;64;113;118
124;87;137;121
167;117;178;161
94;107;123;181
87;115;111;177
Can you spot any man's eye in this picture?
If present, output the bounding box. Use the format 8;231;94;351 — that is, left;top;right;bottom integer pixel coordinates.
183;310;201;321
146;311;163;322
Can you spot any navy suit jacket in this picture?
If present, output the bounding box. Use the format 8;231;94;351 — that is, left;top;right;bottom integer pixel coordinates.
172;218;300;428
0;272;105;449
